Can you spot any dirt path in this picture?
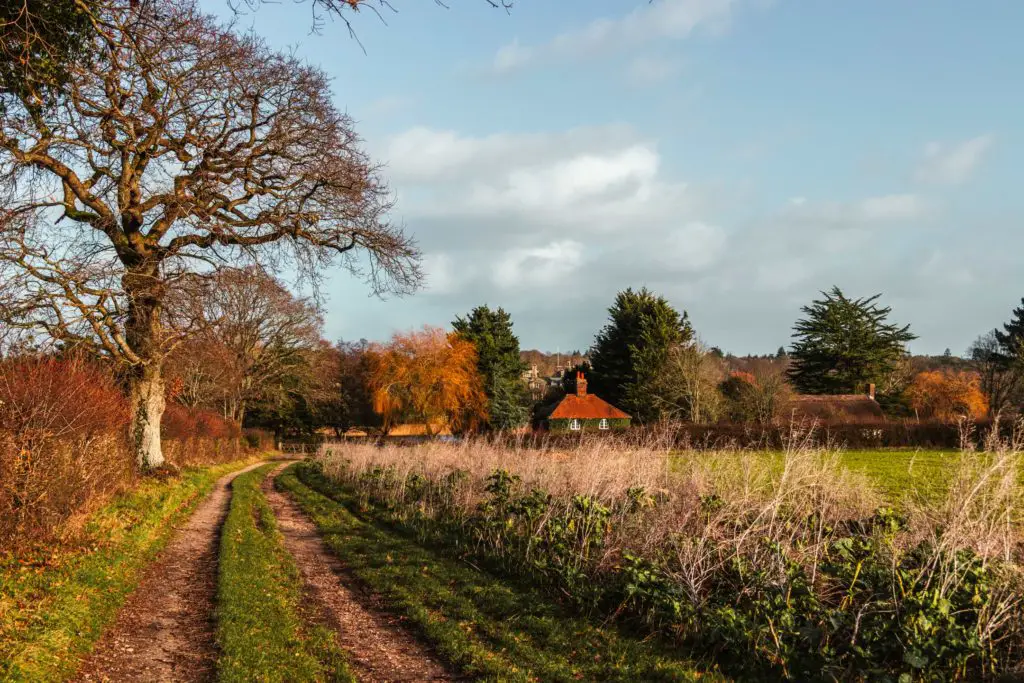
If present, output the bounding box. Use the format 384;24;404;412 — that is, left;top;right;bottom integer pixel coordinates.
74;461;266;683
263;463;457;682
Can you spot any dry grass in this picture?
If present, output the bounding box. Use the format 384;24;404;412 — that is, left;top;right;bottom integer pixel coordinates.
316;431;1024;679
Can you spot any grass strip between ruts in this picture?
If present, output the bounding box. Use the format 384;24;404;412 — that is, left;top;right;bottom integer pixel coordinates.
215;463;355;683
278;462;722;683
0;457;260;682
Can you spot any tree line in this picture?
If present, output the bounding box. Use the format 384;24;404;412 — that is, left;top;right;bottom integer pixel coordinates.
1;0;1021;470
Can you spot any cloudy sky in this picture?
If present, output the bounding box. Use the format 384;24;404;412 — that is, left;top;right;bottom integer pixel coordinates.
203;0;1024;356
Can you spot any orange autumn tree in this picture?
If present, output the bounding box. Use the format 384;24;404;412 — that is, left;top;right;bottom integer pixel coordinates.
906;369;988;422
367;326;488;434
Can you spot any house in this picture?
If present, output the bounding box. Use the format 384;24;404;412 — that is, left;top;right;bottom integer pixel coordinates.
544;372;631;432
789;383;885;422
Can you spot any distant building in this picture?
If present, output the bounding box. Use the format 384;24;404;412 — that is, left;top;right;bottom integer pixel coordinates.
790;384;884;422
542;372;631;432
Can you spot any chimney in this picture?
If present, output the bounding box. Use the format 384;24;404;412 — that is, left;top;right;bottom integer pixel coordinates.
576;371;587;397
867;383;876;400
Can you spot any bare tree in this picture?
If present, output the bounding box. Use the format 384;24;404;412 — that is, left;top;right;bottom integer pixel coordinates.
968;330;1022;418
166;267;323;426
651;342;724;424
0;0;420;468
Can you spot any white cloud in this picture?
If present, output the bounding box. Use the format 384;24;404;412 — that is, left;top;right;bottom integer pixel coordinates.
381;126;696;241
466;145;659;215
491;0;735;72
913;134;994;186
493;240;584;289
859;194;930;221
421;253;459;294
660;222;727;271
383;124;637;183
626;55;685;86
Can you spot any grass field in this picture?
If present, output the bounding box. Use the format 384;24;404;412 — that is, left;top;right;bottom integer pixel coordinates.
837;448;962;501
672;447;1013;505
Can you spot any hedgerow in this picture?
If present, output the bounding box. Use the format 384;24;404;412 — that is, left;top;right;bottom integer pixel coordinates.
315;437;1024;681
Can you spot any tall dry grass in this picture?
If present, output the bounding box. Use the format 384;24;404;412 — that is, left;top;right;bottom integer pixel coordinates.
314;429;1024;679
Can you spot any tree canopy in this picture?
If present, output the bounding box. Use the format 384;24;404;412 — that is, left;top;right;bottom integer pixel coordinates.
367;326;487;434
588;287;693;423
0;0;419;468
452;305;527;430
787;287;916;395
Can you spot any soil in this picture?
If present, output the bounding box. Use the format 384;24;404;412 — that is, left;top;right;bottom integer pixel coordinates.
262;463;457;682
73;461;266;683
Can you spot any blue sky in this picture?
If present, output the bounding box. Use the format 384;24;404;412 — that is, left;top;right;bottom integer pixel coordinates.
203;0;1024;356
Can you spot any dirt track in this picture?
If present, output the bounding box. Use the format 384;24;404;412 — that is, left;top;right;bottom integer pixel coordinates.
263;463;456;682
74;461;265;683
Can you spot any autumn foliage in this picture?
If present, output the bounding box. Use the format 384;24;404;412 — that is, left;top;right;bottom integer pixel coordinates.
906;369;988;421
367;326;487;434
0;356;133;549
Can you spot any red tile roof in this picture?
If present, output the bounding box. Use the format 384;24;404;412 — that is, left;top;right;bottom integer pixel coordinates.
549;393;631;420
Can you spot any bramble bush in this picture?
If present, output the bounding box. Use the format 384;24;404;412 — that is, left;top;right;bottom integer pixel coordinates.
316;434;1024;681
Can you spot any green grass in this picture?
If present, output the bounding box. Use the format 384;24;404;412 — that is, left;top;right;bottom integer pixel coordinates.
838;448;962;502
0;458;259;682
216;463;355;683
278;462;722;683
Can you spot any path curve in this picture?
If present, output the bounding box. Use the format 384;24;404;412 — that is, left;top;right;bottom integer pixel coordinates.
264;463;456;682
74;460;266;683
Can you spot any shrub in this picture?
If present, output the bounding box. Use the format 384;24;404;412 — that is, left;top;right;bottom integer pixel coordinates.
0;357;249;550
0;356;134;550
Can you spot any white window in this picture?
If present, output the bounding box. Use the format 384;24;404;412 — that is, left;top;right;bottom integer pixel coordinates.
599;419;609;430
569;419;581;431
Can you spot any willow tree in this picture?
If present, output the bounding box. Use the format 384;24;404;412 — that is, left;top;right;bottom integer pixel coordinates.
368;326;487;435
0;0;420;468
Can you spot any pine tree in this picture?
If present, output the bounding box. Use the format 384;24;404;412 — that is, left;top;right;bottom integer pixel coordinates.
588;288;693;423
452;305;528;430
788;287;916;395
994;298;1024;361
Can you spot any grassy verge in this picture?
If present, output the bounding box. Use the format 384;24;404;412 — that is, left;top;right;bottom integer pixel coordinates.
0;457;260;682
216;463;354;682
278;462;721;683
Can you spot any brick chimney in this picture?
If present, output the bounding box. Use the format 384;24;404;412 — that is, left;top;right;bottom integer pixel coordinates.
867;383;876;400
576;371;587;397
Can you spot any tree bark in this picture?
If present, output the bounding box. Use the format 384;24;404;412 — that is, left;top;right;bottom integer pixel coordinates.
130;362;166;469
124;267;167;470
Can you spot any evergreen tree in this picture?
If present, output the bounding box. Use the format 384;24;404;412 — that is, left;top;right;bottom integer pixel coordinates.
588;288;693;423
788;287;916;395
775;346;788;359
452;305;528;430
994;298;1024;362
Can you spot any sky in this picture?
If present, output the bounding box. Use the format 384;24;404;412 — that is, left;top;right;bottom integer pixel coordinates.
201;0;1024;356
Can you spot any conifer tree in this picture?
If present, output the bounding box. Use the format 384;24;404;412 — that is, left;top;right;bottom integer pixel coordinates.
588;288;693;423
452;306;528;430
994;298;1024;362
788;287;915;395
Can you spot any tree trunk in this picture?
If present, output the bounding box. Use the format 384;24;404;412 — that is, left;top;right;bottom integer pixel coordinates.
124;265;167;470
130;363;166;469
